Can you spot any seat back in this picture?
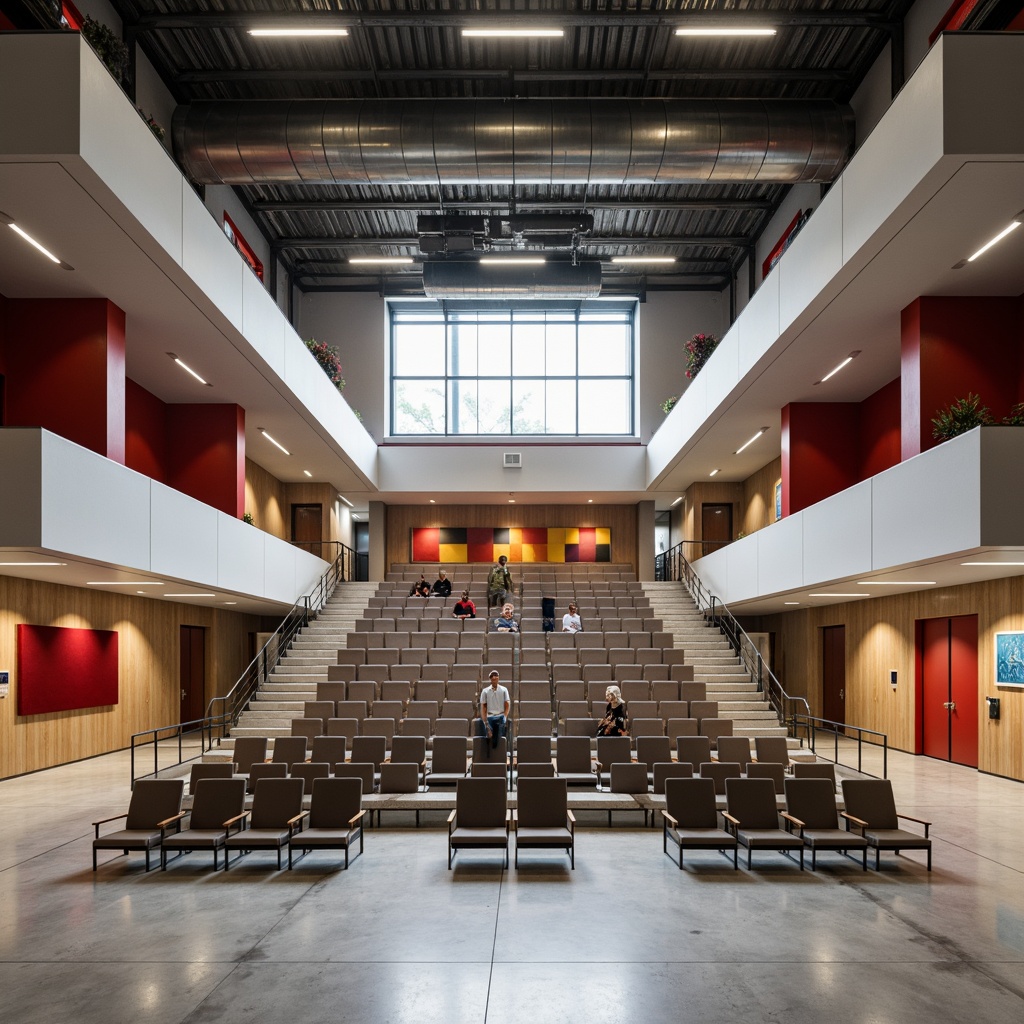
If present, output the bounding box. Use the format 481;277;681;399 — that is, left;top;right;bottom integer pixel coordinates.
231;737;268;772
652;761;693;795
272;736;308;766
516;736;551;764
636;736;671;766
700;718;733;748
784;778;839;829
724;777;781;829
754;737;790;765
189;778;246;830
188;763;232;796
717;736;753;768
309;776;362;828
326;718;359;740
517;762;555;779
334;762;374;794
792;762;837;787
350;735;387;769
666;718;698;741
455;777;507;828
310;736;347;767
596;735;631;767
700;761;742;795
840;779;900;829
472;736;508;764
555;735;593;773
289;762;330;794
676;736;712;769
430;735;470;774
470;762;507;779
250;777;305;828
665;777;718;828
517;777;568;827
125;779;185;827
746;762;785;794
379;762;420;793
434;718;470;738
247;762;288;794
610;762;648;794
390;735;426;765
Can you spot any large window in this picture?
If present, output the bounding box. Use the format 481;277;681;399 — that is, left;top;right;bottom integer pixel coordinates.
389;303;636;436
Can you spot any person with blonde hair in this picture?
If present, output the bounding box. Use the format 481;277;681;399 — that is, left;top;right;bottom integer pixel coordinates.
597;685;628;736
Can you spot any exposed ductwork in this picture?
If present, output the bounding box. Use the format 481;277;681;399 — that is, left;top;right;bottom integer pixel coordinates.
172;98;853;186
421;260;602;299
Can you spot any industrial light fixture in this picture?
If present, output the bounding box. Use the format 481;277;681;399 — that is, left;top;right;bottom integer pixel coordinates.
735;428;768;455
349;256;414;265
815;350;861;385
259;429;290;456
303;470;313;478
168;352;212;387
611;256;677;264
857;580;936;586
709;469;720;478
481;256;546;265
0;211;73;269
675;27;776;37
964;213;1023;263
670;496;684;507
339;495;355;507
463;29;564;38
249;28;349;37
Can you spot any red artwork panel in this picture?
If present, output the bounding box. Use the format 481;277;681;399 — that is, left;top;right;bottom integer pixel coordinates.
16;624;119;715
467;528;494;562
412;528;441;562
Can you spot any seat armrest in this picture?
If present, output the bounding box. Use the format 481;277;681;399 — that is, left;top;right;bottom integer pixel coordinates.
840;811;868;834
157;811;187;834
223;811;249;833
566;810;576;823
93;812;128;836
780;812;804;835
897;813;932;837
722;811;740;834
287;811;307;830
349;809;367;826
661;810;678;828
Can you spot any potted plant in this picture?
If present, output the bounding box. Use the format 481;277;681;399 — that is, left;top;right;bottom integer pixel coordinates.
1003;402;1024;426
661;396;678;414
304;338;346;393
81;16;130;86
931;393;994;441
685;332;719;380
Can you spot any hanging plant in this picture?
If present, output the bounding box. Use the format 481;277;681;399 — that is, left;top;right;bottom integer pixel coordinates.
931;393;994;441
304;338;346;393
661;396;678;414
685;332;719;380
81;16;130;85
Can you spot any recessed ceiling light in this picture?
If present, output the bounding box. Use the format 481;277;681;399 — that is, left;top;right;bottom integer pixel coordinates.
815;350;861;385
480;256;546;265
303;470;313;478
0;561;66;566
611;256;677;264
675;27;776;37
349;256;414;265
588;498;593;503
249;28;349;37
339;495;355;507
462;28;564;38
783;601;800;605
671;496;684;507
709;469;720;478
966;215;1023;263
735;428;768;455
224;601;238;605
167;352;212;387
164;593;216;598
259;429;290;456
508;498;516;503
137;590;146;594
856;580;936;586
429;499;436;504
87;581;163;586
807;593;870;598
961;561;1024;566
0;211;74;269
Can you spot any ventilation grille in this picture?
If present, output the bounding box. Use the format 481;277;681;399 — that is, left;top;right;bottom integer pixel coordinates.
503;452;522;469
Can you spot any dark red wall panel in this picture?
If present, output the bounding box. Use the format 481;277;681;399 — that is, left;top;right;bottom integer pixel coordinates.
858;377;901;479
16;624;119;715
781;402;860;515
165;404;246;517
125;378;168;483
1;298;126;461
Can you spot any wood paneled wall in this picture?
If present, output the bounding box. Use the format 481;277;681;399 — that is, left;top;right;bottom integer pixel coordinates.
681;481;743;546
0;576;260;779
385;504;639;575
742;457;781;536
286;482;340;544
244;458;288;540
755;575;1024;782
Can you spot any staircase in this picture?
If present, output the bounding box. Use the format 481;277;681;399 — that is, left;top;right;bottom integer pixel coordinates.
642;582;788;740
227;582;377;741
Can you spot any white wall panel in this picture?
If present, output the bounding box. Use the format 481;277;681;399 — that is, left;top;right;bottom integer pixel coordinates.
241;270;286;379
735;269;780;375
180;186;245;331
692;547;728;600
263;533;300;603
150;480;219;583
217;514;266;595
724;535;760;604
700;326;739;419
757;513;804;595
802;481;873;585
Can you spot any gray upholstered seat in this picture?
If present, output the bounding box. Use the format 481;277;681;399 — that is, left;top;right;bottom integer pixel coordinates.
783;778;868;870
271;736;308;767
161;778;247;871
717;736;754;769
746;762;785;794
675;736;712;771
555;736;596;787
335;761;375;794
188;762;232;795
246;761;288;794
662;777;737;869
595;735;631;788
225;777;306;870
792;762;837;788
378;762;422;826
289;762;331;795
92;779;185;872
426;735;469;787
448;777;509;869
652;761;693;795
754;736;791;766
231;737;268;775
309;736;347;769
723;777;804;870
700;761;743;795
289;777;365;869
516;761;556;780
515;777;574;868
841;779;932;871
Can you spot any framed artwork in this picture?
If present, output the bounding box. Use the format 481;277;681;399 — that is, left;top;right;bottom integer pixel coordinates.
994;632;1024;685
774;480;783;522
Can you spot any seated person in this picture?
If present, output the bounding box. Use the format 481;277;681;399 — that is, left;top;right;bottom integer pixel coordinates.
596;685;629;737
492;602;520;633
409;574;430;598
562;602;582;633
452;590;476;618
431;569;452;598
479;670;510;748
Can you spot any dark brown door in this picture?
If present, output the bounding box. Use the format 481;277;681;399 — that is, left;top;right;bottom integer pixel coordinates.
179;625;206;727
822;625;846;729
292;503;322;554
700;503;732;557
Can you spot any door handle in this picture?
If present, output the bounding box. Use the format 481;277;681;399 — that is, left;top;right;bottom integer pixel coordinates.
943;701;956;711
181;689;187;701
839;689;844;699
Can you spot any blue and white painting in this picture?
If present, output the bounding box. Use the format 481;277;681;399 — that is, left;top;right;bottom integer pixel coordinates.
995;632;1024;685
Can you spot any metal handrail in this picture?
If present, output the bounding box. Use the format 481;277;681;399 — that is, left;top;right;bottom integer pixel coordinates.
130;541;357;784
791;714;889;778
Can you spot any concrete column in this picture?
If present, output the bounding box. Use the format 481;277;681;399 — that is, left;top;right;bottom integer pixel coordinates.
369;500;387;581
636;499;655;581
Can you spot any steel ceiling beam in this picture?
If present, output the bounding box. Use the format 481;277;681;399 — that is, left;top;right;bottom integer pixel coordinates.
252;199;775;213
275;235;751;250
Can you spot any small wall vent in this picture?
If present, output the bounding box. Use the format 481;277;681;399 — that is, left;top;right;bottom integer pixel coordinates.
503;452;522;469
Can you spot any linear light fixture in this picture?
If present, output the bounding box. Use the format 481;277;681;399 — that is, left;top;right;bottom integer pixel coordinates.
429;499;436;504
339;495;355;508
224;601;238;605
671;496;684;507
0;561;66;566
349;256;414;265
259;429;290;456
88;581;164;586
735;428;768;455
463;29;564;38
164;593;216;598
961;561;1024;566
167;352;212;387
676;27;776;37
783;601;800;605
815;350;861;385
709;469;720;477
808;593;871;598
856;580;936;586
249;28;349;37
0;211;74;270
611;256;677;264
303;470;313;478
966;214;1023;263
481;256;546;265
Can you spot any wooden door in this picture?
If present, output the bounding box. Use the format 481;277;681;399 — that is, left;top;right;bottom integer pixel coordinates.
179;625;206;727
821;625;846;728
292;503;322;554
919;614;978;767
700;503;732;557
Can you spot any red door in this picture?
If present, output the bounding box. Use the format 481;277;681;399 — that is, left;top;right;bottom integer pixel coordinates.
919;615;978;767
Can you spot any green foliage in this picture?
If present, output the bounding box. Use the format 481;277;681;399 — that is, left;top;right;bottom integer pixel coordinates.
931;393;994;441
685;333;719;380
661;396;678;414
242;512;255;526
305;338;346;392
1003;402;1024;426
81;16;130;85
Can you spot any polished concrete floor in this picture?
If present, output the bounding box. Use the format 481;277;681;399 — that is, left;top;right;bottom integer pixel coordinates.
2;749;1023;1024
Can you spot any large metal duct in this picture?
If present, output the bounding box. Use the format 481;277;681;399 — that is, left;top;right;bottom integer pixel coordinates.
422;261;602;299
172;98;852;186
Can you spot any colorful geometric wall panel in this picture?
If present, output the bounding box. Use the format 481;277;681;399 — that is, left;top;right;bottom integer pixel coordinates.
16;624;119;715
411;527;611;563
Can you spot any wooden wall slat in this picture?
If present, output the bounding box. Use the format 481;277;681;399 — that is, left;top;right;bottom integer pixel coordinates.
244;458;288;540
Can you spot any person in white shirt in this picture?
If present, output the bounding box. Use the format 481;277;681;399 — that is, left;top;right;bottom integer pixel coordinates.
479;670;510;748
562;602;582;633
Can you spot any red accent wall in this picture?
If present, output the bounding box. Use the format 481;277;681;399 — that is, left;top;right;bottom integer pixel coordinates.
125;378;168;483
166;404;246;517
1;298;126;461
901;295;1022;460
858;377;901;478
16;624;119;715
781;403;860;515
